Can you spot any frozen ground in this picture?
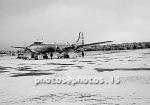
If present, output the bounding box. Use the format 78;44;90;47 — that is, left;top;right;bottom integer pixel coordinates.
0;49;150;105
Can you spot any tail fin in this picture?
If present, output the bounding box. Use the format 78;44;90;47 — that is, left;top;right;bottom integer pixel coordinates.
76;32;84;45
76;32;81;43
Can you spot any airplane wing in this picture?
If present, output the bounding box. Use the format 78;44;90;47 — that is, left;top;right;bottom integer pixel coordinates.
61;41;113;51
10;46;34;53
10;46;26;49
76;41;113;49
61;46;75;51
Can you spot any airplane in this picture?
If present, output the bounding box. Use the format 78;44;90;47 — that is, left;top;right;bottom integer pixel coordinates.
11;32;113;60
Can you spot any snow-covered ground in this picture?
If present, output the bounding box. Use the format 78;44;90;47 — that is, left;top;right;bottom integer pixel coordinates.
0;49;150;105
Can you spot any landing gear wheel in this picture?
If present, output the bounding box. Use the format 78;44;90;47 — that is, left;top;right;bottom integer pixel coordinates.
64;54;69;58
34;55;38;60
43;54;48;59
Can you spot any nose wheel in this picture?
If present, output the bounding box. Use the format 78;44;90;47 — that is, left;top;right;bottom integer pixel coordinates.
43;54;48;59
63;51;69;58
64;54;69;58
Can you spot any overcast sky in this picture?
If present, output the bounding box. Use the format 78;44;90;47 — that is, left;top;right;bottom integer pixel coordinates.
0;0;150;50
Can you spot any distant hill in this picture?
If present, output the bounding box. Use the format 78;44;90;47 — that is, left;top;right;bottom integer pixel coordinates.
84;42;150;51
0;50;15;55
1;42;150;54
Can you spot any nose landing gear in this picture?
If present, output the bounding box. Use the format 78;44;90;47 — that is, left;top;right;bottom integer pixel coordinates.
43;54;48;59
64;52;69;58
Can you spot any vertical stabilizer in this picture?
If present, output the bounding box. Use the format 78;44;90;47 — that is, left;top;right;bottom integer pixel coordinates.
76;32;84;45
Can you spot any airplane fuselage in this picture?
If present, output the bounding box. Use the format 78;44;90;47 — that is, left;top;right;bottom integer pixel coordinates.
29;44;56;54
